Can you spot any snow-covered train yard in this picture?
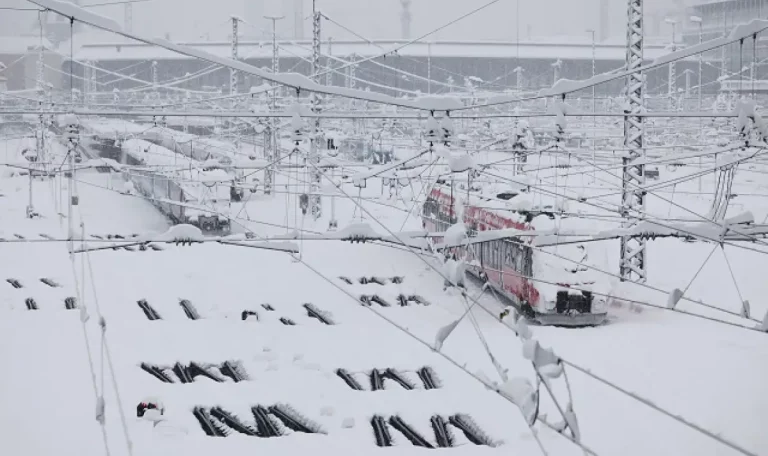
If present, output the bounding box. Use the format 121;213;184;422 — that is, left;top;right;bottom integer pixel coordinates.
3;0;768;455
2;125;768;456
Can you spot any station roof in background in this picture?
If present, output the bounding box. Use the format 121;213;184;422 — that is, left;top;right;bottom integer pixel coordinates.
73;38;671;63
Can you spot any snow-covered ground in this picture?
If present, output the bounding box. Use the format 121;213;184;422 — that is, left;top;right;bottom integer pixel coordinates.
1;125;767;456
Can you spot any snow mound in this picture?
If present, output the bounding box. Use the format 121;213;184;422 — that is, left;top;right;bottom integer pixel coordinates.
499;378;538;426
448;154;475;173
148;224;205;242
444;222;468;246
336;223;379;240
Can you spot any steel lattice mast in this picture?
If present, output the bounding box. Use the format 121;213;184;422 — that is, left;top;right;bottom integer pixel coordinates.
325;37;333;87
264;15;283;195
230;16;240;150
309;0;323;219
230;16;238;98
620;0;647;283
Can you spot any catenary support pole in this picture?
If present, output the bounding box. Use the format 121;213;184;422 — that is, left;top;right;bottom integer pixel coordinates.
620;0;648;283
310;0;323;219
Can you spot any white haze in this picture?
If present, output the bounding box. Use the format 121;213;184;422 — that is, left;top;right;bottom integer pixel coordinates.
0;0;693;43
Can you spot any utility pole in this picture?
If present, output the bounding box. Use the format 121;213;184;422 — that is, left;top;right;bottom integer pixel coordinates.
293;0;304;40
264;14;284;196
124;2;132;33
325;37;333;87
151;60;158;106
586;28;597;182
427;41;433;94
231;16;240;150
230;16;239;98
691;16;703;111
309;0;323;220
665;18;677;111
691;15;703;192
346;55;357;113
721;4;727;82
326;36;337;230
620;0;647;283
65;118;79;251
400;0;412;39
513;66;523;93
552;59;562;86
83;63;90;106
88;61;96;107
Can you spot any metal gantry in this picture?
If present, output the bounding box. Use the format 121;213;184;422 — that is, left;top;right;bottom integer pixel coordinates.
310;2;323;219
620;0;648;283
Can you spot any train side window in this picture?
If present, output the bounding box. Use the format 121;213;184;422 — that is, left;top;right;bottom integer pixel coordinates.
487;242;494;269
487;242;493;268
524;246;533;276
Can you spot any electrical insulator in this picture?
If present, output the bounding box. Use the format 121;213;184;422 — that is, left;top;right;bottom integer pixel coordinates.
425;115;440;144
299;194;309;214
291;113;305;142
66;123;79;144
440;115;454;144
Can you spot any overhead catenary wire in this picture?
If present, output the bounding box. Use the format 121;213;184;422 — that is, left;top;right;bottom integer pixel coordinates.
6;4;768;456
302;158;764;454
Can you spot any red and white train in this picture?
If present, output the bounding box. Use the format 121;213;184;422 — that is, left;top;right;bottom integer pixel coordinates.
422;185;607;327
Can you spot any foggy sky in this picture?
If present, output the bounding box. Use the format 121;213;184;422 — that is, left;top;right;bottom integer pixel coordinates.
0;0;687;43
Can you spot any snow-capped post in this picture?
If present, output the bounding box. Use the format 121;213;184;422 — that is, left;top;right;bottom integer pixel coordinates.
667;288;683;309
499;377;540;426
741;299;751;319
434;319;460;351
310;0;323;220
620;0;648;284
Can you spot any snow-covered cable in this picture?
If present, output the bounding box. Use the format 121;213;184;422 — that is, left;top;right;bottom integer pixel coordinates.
720;245;748;316
84;250;134;456
296;258;583;455
315;0;503;78
67;247;113;456
480;168;768;259
553;146;768;248
561;360;759;456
